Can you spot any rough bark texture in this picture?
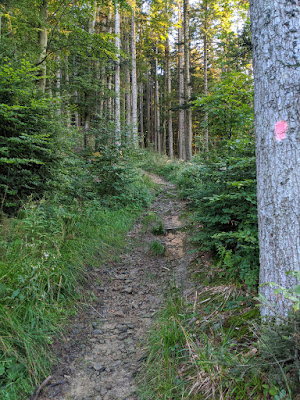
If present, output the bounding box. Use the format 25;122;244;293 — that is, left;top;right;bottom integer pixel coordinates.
203;0;209;153
166;36;174;158
139;82;144;147
155;53;161;153
115;1;121;147
250;0;300;317
146;71;151;146
178;3;185;160
183;0;192;160
125;38;132;128
38;0;48;93
131;8;138;147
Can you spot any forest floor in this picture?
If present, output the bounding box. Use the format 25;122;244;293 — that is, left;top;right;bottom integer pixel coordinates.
38;173;194;400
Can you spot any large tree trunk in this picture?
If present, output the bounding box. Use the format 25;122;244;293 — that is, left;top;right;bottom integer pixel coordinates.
250;0;300;318
178;2;185;160
166;36;174;158
115;1;121;148
131;6;138;147
38;0;48;93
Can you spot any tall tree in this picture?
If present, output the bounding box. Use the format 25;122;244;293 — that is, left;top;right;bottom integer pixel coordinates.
166;35;174;158
178;1;185;159
250;0;300;317
183;0;192;159
131;3;138;147
115;0;121;147
38;0;48;93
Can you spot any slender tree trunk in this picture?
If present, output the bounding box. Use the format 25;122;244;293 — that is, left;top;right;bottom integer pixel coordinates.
131;6;138;147
155;51;161;153
115;1;121;148
107;11;113;122
178;2;185;159
38;0;48;93
125;38;132;128
64;56;71;126
203;0;209;153
73;56;79;128
250;0;300;318
139;82;144;147
166;36;174;158
146;70;151;147
0;12;2;42
56;56;61;115
183;0;192;160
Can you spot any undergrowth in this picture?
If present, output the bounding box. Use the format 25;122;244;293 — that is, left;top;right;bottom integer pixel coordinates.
138;149;299;400
0;155;154;399
138;265;299;399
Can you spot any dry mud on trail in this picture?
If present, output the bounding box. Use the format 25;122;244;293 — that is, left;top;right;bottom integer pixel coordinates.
39;173;194;400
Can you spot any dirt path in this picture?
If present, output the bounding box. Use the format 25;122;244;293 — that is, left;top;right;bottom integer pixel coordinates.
39;173;193;400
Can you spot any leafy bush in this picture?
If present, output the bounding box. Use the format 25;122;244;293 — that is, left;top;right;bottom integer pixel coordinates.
0;60;61;213
184;138;258;287
195;71;254;143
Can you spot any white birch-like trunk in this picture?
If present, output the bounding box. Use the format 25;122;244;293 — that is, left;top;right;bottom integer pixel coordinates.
38;0;48;93
178;2;185;159
131;7;138;147
250;0;300;318
115;1;121;148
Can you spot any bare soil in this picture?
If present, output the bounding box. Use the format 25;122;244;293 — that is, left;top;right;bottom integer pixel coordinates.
38;173;193;400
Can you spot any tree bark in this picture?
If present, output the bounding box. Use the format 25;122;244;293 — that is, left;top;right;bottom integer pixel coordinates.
250;0;300;318
166;36;174;158
115;1;121;148
203;0;209;153
125;37;132;129
155;51;161;153
146;69;151;147
139;82;144;147
131;6;138;147
178;2;185;159
38;0;48;93
183;0;192;160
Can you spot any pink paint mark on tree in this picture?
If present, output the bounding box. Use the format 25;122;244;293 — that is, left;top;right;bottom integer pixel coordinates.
275;120;288;141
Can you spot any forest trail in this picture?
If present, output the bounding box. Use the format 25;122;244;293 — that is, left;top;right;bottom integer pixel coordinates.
39;173;194;400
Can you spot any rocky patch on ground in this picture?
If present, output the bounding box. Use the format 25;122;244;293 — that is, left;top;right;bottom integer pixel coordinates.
39;174;193;400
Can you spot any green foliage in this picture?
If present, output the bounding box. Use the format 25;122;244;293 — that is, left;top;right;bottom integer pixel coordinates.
0;195;144;399
195;72;254;143
184;138;258;287
0;60;60;213
149;240;165;256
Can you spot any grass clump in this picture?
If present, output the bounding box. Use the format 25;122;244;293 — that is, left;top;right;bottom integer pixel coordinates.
149;240;165;256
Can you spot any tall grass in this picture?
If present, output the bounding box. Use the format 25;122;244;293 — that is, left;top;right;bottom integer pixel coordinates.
0;197;146;399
